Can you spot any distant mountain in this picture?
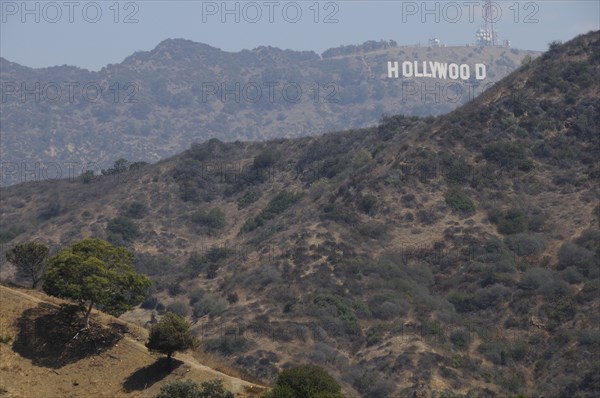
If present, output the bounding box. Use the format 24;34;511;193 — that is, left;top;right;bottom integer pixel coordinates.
0;39;538;185
1;32;598;397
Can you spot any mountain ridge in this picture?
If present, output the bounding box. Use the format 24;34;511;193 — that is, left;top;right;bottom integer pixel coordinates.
1;39;540;186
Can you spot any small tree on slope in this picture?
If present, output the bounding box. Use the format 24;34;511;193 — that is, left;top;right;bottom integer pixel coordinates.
42;238;151;329
6;241;49;288
146;312;195;359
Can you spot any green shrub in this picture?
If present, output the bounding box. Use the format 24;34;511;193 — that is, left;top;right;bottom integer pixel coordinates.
440;153;472;185
519;267;554;291
186;247;234;278
449;291;477;313
366;325;386;347
557;242;595;275
0;225;25;243
445;188;476;215
154;380;200;398
483;141;533;171
107;216;140;242
560;266;584;284
358;194;378;215
505;233;546;256
575;229;600;252
191;208;226;235
153;379;234;398
578;329;600;347
368;293;409;320
204;335;251;356
122;202;148;219
263;365;344;398
237;187;262;208
242;191;301;232
313;294;361;336
193;294;227;318
492;209;527;235
167;301;190;317
321;203;359;225
319;156;349;179
449;330;472;350
473;284;511;309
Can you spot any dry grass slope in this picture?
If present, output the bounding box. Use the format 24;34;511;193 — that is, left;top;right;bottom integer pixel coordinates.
0;284;266;398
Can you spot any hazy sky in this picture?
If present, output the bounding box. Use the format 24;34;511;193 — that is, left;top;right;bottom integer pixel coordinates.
1;1;598;71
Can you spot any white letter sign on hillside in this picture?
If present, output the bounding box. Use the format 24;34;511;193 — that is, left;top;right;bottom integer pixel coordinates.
387;61;487;81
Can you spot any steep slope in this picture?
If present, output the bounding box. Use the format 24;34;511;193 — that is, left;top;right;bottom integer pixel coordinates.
0;39;538;184
0;32;598;397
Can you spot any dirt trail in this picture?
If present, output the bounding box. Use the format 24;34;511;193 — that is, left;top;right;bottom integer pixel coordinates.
0;284;266;396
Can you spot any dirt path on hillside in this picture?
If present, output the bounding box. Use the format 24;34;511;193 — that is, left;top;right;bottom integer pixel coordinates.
0;284;266;396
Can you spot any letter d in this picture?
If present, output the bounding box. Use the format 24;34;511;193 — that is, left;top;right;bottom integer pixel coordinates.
476;64;487;80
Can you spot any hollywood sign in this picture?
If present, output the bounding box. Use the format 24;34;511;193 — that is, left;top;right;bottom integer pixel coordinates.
388;61;487;81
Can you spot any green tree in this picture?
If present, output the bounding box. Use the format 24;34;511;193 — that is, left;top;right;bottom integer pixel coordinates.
6;241;49;288
263;365;344;398
153;379;234;398
146;312;195;359
42;238;151;329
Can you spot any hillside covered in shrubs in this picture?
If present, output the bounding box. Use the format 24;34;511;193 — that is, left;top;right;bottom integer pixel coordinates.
1;32;599;397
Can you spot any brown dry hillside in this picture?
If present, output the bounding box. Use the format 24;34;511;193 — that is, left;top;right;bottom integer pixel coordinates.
0;284;266;398
0;32;598;397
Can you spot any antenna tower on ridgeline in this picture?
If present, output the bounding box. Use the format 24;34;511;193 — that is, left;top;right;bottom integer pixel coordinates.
476;0;505;47
485;0;498;46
